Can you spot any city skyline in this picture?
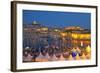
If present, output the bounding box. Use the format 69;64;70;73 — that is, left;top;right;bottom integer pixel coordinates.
23;10;91;29
23;10;91;62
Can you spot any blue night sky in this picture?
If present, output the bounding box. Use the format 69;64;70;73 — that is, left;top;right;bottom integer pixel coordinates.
23;10;91;29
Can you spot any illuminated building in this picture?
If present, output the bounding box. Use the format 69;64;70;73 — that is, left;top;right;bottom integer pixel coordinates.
23;21;62;49
23;21;90;50
63;26;91;47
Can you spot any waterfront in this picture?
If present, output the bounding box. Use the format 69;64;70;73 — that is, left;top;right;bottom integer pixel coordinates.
23;21;91;62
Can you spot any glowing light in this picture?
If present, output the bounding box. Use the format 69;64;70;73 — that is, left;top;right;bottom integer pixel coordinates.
81;53;86;59
86;45;91;53
72;33;90;39
54;29;60;32
41;27;48;31
25;46;30;50
81;41;83;46
32;21;38;24
72;34;78;39
61;32;66;37
36;29;41;31
68;54;73;60
75;53;80;60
